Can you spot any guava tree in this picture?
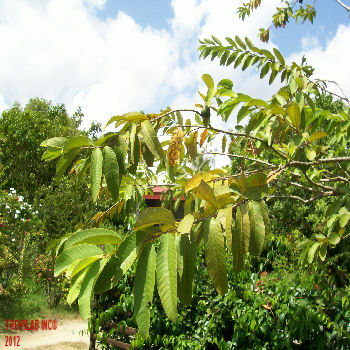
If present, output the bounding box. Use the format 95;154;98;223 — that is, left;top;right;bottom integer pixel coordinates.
42;1;350;337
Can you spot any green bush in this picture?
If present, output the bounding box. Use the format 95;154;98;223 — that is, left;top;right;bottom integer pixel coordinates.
88;241;349;350
0;188;45;296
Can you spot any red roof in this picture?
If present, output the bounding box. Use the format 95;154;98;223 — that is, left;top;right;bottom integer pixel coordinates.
143;186;185;200
143;186;169;200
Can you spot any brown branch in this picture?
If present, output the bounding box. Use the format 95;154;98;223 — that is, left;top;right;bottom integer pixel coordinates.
320;176;349;183
288;156;350;167
267;192;333;204
207;126;289;160
272;178;323;194
301;170;335;192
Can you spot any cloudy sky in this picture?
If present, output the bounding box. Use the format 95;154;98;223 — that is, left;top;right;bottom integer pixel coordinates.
0;0;349;130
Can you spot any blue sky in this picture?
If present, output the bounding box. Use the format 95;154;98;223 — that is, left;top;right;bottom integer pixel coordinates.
95;1;349;55
0;0;349;130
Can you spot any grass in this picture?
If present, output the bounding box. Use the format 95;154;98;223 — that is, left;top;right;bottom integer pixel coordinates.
0;278;80;330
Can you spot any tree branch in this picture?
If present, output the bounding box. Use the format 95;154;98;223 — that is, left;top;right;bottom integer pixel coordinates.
314;78;350;105
335;0;350;12
272;178;324;194
267;192;333;204
288;156;350;167
301;170;335;192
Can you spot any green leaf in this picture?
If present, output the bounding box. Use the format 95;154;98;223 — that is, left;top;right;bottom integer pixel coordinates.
41;136;68;148
66;256;100;279
78;258;106;319
269;69;278;85
245;173;268;200
248;201;265;256
259;201;270;247
55;244;103;276
156;233;178;321
232;204;250;272
178;231;196;306
94;231;148;294
202;74;214;89
115;137;128;176
328;233;340;245
237;105;252;123
67;268;88;305
77;156;91;186
287;103;301;128
64;228;122;249
56;148;80;180
235;35;247;50
103;146;120;200
308;242;320;263
140;120;164;159
289;78;298;94
63;136;92;153
134;207;175;231
306;148;316;161
273;48;285;66
319;243;327;261
246;99;269;108
244;37;255;51
177;214;194;235
260;62;270;79
91;148;103;202
225;205;233;251
134;244;156;338
204;218;228;295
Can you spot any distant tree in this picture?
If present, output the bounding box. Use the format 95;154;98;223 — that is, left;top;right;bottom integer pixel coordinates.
0;98;83;199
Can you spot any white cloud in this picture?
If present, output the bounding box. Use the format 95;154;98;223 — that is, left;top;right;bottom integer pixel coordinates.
1;0;347;137
84;0;107;10
0;95;9;112
289;24;350;101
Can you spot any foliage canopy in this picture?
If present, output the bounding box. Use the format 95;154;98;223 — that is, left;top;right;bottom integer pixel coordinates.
41;1;350;338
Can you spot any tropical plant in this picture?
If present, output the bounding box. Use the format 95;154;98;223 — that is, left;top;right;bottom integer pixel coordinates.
41;1;350;338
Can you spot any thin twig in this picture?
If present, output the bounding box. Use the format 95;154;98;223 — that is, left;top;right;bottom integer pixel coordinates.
301;170;335;192
335;0;350;12
267;192;333;204
272;178;323;194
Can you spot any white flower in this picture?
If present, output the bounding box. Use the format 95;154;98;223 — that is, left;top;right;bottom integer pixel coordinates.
12;238;15;242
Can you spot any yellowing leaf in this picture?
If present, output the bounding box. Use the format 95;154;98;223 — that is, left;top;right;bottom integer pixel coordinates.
134;207;175;231
185;170;225;193
309;132;328;142
200;129;208;147
287;103;301;128
222;135;227;153
204;218;228;295
194;180;218;209
177;214;194;235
